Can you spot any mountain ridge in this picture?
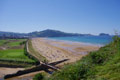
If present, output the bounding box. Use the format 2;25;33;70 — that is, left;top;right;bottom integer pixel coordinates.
0;29;111;39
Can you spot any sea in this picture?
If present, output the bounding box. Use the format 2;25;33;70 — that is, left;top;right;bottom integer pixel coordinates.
48;36;113;46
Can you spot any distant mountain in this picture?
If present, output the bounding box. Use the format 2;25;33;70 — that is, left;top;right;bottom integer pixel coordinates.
28;29;85;37
0;29;111;39
99;33;110;37
0;31;28;39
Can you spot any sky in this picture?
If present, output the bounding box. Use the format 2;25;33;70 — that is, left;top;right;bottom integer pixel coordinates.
0;0;120;35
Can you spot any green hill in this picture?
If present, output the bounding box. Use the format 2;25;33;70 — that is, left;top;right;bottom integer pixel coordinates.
38;36;120;80
0;29;95;38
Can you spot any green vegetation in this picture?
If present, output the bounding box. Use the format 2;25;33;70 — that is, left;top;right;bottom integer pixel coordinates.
28;39;47;62
35;36;120;80
33;73;44;80
0;40;7;46
8;41;23;47
0;39;26;46
0;49;34;62
0;39;37;67
24;41;40;64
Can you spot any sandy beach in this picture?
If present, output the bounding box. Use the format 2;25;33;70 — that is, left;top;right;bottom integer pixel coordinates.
31;38;100;64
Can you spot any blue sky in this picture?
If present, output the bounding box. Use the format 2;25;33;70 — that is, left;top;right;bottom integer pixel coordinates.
0;0;120;35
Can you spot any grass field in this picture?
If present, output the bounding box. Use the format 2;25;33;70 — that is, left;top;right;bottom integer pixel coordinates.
0;49;34;62
0;40;8;46
8;41;23;47
0;39;37;67
0;39;26;47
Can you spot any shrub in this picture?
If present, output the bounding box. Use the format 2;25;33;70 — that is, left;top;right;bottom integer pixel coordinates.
90;52;106;64
20;41;26;45
33;73;44;80
112;35;119;43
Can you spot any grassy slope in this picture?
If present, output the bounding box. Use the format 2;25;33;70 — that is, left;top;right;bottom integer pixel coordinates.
28;39;47;62
46;36;120;80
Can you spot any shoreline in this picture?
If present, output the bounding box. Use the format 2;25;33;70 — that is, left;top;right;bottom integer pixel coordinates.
44;37;104;47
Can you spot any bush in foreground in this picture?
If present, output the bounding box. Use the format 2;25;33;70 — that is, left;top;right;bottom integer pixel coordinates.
33;73;44;80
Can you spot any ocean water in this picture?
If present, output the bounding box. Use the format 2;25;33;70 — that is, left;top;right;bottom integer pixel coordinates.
48;36;113;45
